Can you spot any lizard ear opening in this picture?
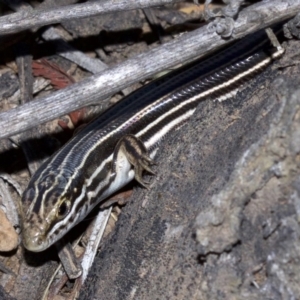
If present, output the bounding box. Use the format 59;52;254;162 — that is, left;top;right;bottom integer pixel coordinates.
22;187;35;202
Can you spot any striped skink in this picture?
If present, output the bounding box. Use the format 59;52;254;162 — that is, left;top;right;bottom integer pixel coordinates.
21;27;284;252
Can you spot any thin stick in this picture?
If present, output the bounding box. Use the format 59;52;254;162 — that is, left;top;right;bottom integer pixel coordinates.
0;0;182;35
0;1;299;139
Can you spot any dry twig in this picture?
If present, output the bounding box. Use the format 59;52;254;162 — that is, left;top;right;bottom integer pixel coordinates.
0;0;298;139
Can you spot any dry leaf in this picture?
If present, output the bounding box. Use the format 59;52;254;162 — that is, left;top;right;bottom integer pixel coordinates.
0;208;18;251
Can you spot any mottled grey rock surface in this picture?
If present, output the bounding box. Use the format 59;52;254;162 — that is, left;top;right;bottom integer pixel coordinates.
80;39;300;300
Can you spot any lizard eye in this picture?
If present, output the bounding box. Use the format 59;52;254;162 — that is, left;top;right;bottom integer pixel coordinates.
57;200;71;218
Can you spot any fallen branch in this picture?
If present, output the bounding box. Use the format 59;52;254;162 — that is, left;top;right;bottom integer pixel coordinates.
0;0;298;140
0;0;182;35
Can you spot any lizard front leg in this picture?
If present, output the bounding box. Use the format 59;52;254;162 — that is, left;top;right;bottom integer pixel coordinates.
112;135;156;189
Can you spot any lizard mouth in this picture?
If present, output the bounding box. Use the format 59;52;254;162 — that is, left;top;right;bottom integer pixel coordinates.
22;225;49;252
